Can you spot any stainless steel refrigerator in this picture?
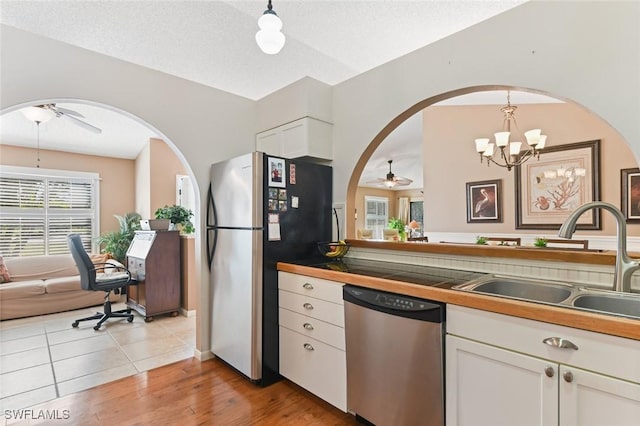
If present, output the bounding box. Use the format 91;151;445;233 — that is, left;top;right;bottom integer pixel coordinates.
206;151;332;386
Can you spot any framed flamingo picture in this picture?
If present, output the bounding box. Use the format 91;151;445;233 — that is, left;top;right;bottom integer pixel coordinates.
466;179;502;223
515;140;601;230
621;168;640;222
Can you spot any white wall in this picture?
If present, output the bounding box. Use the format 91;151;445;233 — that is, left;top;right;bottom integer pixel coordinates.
331;1;640;234
0;25;256;357
1;1;639;356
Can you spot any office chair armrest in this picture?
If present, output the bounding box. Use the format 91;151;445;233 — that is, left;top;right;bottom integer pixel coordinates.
92;262;127;272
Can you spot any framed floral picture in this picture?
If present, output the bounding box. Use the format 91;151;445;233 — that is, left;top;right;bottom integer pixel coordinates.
621;168;640;222
466;179;502;223
515;140;600;230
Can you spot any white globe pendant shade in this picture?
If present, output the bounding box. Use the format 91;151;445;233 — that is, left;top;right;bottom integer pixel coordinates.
256;5;285;55
21;106;54;123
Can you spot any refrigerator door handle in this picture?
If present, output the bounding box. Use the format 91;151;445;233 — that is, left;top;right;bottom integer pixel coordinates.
206;227;218;271
206;183;218;228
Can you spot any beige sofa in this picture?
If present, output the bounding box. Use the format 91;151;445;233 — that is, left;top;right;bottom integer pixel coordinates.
0;254;121;321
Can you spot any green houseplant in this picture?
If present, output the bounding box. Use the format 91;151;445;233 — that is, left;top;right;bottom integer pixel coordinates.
534;237;548;248
476;236;488;245
155;204;194;234
388;217;406;241
96;212;142;263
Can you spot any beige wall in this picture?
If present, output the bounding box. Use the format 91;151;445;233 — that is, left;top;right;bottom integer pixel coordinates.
135;143;151;218
422;102;639;236
0;144;135;235
150;138;186;214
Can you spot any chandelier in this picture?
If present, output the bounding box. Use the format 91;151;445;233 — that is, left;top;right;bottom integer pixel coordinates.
474;91;547;171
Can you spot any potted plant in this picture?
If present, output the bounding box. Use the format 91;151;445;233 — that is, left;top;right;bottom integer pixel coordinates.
155;204;194;234
97;212;142;263
476;236;488;245
534;237;548;248
388;217;406;241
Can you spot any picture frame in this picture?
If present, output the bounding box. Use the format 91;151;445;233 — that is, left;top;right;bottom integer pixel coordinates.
515;140;600;230
268;157;286;188
621;168;640;222
466;179;502;223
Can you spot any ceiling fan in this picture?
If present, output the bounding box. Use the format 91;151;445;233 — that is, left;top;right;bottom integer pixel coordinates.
367;160;413;188
21;104;102;134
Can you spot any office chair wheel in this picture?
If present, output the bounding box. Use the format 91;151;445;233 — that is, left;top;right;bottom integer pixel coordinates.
72;321;79;328
93;325;101;331
127;315;134;323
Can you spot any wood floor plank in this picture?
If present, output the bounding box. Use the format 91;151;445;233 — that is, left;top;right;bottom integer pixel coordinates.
20;358;357;425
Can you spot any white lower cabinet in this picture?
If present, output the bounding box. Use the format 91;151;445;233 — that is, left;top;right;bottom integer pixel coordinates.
278;272;346;411
446;305;640;426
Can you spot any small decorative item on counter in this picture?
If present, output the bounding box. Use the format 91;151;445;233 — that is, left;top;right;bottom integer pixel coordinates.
534;237;548;247
476;236;488;245
317;240;350;259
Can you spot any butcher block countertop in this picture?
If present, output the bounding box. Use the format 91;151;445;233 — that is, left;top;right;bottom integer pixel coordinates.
277;259;640;342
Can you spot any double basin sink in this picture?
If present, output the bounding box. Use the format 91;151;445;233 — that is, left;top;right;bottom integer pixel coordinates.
453;276;640;320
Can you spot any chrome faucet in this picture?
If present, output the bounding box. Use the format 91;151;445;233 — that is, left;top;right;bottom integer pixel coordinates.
558;201;638;292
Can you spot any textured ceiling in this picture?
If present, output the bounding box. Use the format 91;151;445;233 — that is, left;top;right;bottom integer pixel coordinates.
0;0;534;183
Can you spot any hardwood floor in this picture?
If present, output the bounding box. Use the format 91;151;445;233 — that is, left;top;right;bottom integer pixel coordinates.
14;357;358;425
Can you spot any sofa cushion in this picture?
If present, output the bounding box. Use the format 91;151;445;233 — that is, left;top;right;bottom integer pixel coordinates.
45;276;82;294
5;254;78;282
0;280;46;301
0;255;10;283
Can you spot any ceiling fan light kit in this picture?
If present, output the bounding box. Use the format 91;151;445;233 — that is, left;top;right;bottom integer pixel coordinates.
256;0;285;55
21;106;54;124
368;160;413;188
20;104;102;134
474;91;546;171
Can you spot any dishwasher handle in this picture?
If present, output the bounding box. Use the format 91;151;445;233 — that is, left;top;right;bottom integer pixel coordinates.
343;285;444;323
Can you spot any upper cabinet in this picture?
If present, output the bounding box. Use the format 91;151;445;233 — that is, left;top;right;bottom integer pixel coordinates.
256;117;333;160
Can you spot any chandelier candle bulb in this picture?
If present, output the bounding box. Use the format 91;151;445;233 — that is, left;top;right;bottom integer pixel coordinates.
494;131;510;147
509;141;522;156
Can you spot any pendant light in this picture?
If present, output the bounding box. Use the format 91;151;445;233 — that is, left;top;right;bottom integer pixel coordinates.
256;0;285;55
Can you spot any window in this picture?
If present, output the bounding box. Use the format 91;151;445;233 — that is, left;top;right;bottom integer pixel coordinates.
0;166;99;257
410;201;424;227
364;196;388;239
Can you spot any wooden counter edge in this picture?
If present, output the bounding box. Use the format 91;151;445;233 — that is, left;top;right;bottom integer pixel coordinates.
278;262;640;342
347;239;623;266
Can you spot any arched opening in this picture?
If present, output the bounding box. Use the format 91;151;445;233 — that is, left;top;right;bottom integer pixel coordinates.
0;98;202;402
346;85;639;248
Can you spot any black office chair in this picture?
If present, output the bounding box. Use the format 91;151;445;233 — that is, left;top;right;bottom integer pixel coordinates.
67;233;135;330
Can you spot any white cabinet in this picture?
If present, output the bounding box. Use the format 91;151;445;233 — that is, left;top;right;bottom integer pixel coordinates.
256;117;333;160
278;271;346;411
446;305;640;426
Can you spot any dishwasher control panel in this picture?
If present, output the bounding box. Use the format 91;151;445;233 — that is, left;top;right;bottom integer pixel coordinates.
344;285;441;313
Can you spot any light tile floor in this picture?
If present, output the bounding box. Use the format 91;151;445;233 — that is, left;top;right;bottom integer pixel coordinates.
0;303;195;411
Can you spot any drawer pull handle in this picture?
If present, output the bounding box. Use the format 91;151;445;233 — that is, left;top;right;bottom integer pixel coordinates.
303;323;314;330
542;337;579;351
563;371;574;383
303;303;314;310
303;343;314;351
303;283;314;290
544;366;555;378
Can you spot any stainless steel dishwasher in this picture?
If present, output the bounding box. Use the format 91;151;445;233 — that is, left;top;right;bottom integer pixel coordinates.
343;285;444;426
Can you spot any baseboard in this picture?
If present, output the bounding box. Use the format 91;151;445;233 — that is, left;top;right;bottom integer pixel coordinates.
194;348;214;361
180;308;196;317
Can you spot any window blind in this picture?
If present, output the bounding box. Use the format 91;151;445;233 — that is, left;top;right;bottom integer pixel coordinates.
0;168;99;257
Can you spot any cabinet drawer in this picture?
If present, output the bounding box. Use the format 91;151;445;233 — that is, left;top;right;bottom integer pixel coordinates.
278;272;343;304
447;305;640;384
279;307;345;350
279;326;346;411
279;290;344;327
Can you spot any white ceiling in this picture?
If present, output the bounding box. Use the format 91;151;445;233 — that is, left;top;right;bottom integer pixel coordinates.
1;1;542;179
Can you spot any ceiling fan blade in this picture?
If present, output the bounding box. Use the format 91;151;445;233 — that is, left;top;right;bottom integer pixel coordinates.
60;113;102;134
53;106;85;118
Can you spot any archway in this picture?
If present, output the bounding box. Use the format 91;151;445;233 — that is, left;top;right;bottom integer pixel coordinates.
346;85;637;246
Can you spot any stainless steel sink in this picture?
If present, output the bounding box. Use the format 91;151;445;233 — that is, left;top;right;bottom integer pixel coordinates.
454;275;640;320
455;277;574;304
571;292;640;319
